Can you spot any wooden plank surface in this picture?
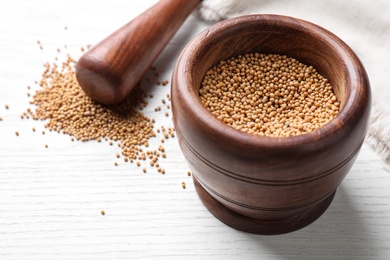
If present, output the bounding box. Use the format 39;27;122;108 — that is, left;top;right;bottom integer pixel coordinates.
1;0;389;259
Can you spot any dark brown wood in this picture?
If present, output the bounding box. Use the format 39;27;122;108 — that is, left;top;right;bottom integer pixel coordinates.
171;14;371;234
193;175;336;235
76;0;201;105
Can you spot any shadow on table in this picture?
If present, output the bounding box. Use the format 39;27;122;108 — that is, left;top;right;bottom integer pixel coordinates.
244;186;382;258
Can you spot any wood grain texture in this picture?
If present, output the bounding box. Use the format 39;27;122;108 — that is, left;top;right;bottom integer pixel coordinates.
76;0;201;105
0;0;390;259
172;14;371;234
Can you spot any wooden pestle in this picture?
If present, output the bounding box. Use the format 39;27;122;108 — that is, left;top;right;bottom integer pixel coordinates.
76;0;202;105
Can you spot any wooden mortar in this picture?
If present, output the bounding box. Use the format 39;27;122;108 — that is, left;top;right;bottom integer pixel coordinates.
171;14;371;235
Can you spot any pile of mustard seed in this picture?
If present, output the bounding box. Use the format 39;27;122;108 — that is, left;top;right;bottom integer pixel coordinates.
23;53;172;171
199;53;340;137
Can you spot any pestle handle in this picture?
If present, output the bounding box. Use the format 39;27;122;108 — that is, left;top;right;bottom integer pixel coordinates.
76;0;201;105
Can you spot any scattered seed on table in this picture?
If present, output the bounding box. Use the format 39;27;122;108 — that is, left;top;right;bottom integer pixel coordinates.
187;171;191;176
22;54;178;173
15;131;19;136
23;53;155;163
162;80;169;86
182;182;186;189
5;104;9;109
101;210;105;215
114;162;118;166
45;144;48;148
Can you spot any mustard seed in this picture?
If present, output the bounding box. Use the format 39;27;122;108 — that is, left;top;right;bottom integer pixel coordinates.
15;131;19;136
162;80;169;86
199;53;339;137
182;182;186;189
23;53;157;171
101;210;105;215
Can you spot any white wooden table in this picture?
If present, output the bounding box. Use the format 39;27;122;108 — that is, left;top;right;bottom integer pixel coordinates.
1;1;390;259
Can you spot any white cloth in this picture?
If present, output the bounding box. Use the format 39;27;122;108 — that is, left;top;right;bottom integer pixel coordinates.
198;0;390;171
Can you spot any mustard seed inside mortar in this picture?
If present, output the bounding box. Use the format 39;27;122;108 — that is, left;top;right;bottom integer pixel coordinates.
199;53;340;137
